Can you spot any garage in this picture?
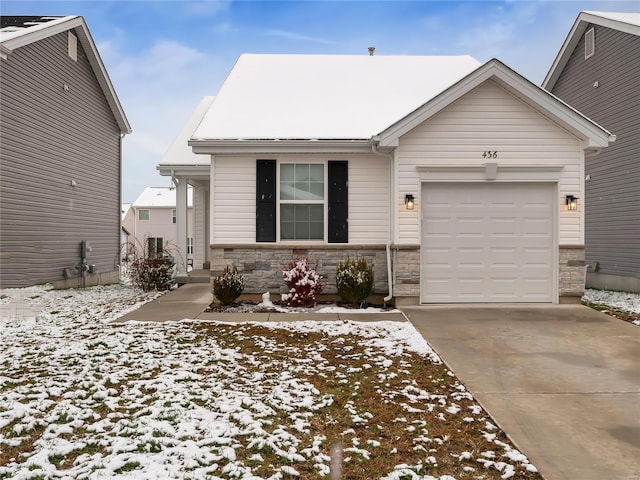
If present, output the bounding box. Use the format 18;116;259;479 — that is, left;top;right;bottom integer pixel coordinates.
421;182;555;303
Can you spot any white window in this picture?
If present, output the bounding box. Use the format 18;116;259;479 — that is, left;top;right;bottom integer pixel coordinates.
138;209;150;221
172;209;176;224
585;27;595;59
279;163;325;240
187;237;193;255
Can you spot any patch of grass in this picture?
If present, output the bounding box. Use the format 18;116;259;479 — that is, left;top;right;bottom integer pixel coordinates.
114;461;140;473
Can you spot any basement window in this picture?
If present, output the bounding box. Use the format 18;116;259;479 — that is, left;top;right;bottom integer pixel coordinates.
585;27;595;59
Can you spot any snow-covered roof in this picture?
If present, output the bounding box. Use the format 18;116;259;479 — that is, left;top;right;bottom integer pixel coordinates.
121;203;132;220
159;96;215;166
132;187;193;208
191;54;482;141
0;15;130;134
583;10;640;28
543;11;640;90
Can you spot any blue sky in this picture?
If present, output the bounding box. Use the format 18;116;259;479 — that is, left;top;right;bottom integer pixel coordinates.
3;0;638;202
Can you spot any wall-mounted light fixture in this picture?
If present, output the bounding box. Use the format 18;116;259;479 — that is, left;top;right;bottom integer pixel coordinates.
566;195;578;211
405;194;415;210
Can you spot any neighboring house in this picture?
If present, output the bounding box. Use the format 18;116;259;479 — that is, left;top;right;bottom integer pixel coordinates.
160;53;613;304
543;11;640;293
130;187;193;266
0;16;130;288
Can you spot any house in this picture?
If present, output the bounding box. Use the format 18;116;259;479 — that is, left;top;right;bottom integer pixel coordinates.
543;11;640;293
130;187;194;266
160;53;614;304
0;16;130;288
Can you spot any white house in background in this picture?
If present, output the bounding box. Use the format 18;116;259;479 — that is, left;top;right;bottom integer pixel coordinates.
159;53;614;304
131;187;194;266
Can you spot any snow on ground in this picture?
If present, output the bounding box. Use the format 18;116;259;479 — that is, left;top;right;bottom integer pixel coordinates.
582;288;640;313
582;289;640;325
0;283;546;479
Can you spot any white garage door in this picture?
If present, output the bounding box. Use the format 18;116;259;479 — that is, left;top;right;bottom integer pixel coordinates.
421;182;554;303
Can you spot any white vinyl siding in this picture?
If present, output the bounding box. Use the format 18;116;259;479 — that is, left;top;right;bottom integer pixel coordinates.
212;155;389;245
212;157;256;244
397;79;583;245
134;206;193;255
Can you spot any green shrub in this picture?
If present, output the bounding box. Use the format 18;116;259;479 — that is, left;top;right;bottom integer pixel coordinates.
336;256;374;305
213;266;245;305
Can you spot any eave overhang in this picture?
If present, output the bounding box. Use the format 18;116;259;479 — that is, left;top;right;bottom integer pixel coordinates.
188;138;373;155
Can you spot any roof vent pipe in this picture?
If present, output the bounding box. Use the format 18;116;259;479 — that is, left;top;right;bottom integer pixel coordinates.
368;46;375;56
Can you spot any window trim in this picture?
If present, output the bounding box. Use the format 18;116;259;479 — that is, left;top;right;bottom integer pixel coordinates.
187;236;193;255
277;161;327;242
172;208;177;224
138;209;150;221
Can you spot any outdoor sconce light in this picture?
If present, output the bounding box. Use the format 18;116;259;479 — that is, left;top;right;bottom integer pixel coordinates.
405;194;415;210
566;195;578;211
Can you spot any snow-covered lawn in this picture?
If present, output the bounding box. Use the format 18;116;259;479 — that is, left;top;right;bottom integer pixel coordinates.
582;288;640;325
0;284;545;479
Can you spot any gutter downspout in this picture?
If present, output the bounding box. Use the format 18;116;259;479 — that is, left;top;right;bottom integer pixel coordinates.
371;141;394;304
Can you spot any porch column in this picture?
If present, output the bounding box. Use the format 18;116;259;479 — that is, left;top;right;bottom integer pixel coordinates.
175;177;188;275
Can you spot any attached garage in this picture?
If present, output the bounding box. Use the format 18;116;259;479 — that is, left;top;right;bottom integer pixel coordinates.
421;182;555;303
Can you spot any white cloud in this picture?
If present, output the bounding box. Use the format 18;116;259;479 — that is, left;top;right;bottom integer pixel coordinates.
266;29;338;45
98;35;229;201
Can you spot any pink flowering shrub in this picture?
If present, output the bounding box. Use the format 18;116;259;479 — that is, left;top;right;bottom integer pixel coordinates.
282;257;323;307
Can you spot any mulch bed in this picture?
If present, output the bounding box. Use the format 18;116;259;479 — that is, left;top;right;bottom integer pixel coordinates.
205;300;391;313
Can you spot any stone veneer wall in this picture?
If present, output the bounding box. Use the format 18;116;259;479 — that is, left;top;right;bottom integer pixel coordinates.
211;245;585;303
211;245;388;296
559;245;586;300
392;247;420;299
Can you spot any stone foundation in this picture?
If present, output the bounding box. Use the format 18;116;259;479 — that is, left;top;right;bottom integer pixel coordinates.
211;245;586;303
211;245;389;296
392;247;420;301
559;245;586;299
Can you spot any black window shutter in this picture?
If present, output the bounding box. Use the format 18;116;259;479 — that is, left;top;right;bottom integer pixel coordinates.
328;161;348;243
256;160;276;242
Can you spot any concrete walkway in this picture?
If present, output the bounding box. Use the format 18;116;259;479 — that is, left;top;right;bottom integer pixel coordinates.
403;305;640;480
113;283;407;323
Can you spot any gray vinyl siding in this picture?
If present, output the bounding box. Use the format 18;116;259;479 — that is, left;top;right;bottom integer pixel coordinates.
550;25;640;279
0;30;122;287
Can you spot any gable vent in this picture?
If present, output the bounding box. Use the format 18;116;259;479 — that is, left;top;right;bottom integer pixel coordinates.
584;27;595;60
68;30;77;61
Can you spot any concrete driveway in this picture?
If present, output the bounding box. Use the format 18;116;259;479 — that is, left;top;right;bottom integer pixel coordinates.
402;304;640;480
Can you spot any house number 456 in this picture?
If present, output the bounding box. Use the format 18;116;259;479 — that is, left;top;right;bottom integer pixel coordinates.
482;151;498;159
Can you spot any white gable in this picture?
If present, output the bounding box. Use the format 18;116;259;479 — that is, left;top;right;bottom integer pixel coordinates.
192;54;481;141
